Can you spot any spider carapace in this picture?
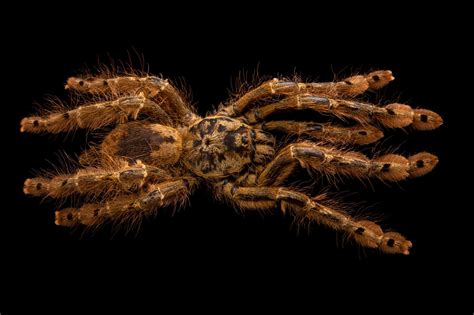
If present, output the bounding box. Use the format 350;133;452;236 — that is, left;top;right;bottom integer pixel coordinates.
21;68;443;255
183;117;274;178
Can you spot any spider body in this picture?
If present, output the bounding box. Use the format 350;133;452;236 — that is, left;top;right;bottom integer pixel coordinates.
103;121;183;166
21;69;443;255
100;116;273;179
183;116;274;178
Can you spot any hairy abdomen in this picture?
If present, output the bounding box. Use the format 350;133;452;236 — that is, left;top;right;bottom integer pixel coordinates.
102;122;182;166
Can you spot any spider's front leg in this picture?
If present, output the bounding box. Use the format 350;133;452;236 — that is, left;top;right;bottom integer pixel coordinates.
225;69;442;146
258;141;438;186
218;183;412;255
55;177;197;226
221;70;395;116
260;121;384;145
245;95;443;131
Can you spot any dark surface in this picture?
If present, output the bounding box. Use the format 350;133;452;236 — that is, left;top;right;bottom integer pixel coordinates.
2;6;466;313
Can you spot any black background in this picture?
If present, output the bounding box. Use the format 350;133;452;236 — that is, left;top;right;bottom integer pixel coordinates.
1;4;468;313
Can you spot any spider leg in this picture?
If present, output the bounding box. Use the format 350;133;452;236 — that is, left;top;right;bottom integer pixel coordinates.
20;94;172;133
23;159;172;199
54;177;197;226
306;70;395;95
66;75;198;125
260;120;384;145
78;146;104;166
244;95;443;130
221;184;412;255
222;70;394;116
258;142;438;186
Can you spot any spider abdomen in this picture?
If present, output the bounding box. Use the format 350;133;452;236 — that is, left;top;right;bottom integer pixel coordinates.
102;121;183;166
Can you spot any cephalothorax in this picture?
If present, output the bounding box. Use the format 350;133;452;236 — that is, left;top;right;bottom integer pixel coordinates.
183;117;275;178
21;67;442;255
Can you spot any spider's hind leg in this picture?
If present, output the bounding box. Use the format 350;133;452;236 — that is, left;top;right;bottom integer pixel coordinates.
23;159;172;200
66;75;198;125
55;177;197;226
20;94;172;134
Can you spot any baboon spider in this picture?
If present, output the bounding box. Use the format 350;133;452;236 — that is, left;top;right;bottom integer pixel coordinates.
21;66;442;254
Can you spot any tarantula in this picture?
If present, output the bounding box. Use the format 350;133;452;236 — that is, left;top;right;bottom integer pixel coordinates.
21;67;442;254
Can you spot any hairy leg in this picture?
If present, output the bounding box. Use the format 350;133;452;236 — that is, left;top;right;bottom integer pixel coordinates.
244;95;443;130
23;160;171;199
223;70;394;116
221;184;412;255
258;142;438;186
55;177;197;226
20;94;172;133
66;75;197;125
261;121;384;145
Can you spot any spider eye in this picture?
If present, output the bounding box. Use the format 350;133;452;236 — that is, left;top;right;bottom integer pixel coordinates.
241;134;249;145
250;130;256;139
